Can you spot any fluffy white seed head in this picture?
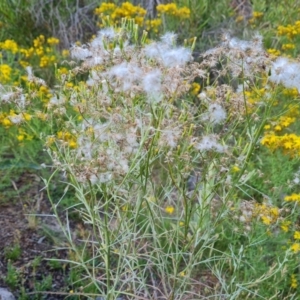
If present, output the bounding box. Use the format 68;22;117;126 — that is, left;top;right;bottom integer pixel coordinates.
90;27;116;50
108;62;142;91
70;45;93;60
269;57;300;92
160;32;177;46
142;69;162;102
195;135;226;153
207;103;227;124
161;47;192;67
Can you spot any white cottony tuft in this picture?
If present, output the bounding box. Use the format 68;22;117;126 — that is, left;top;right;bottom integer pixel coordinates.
161;47;192;67
25;66;33;77
225;33;263;52
8;114;23;124
108;62;142;91
160;32;177;46
142;69;162;99
269;57;300;92
195;135;226;153
70;45;92;60
90;27;116;50
144;32;192;67
207;103;227;124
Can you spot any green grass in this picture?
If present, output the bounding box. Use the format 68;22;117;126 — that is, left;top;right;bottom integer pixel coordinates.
1;0;300;299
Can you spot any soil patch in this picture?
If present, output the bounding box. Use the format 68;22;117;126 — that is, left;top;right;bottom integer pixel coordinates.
0;171;73;299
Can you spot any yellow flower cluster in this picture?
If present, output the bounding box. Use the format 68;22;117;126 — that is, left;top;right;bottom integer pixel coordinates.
19;47;34;58
95;2;146;27
0;64;12;83
190;82;201;96
0;112;13;127
291;243;300;253
267;48;281;56
37;86;52;104
1;36;59;74
231;165;240;172
14;35;60;69
165;205;175;215
280;220;291;232
33;35;45;48
62;49;70;57
47;37;60;45
94;2;117;15
283;87;299;97
291;231;300;255
57;131;77;148
17;128;33;142
0;110;31;128
249;11;264;25
284;193;300;203
0;39;18;54
30;35;59;68
264;116;296;132
277;21;300;39
145;18;162;33
291;274;298;288
253;203;279;226
282;43;296;50
261;133;300;156
294;231;300;240
261;101;300;156
157;3;190;19
244;87;266;107
40;55;56;68
94;2;190;31
252;11;263;19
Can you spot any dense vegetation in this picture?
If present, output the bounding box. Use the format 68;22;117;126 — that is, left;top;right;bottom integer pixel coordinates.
1;0;300;299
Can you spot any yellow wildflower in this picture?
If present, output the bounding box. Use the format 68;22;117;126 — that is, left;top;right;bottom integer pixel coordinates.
294;231;300;240
190;82;201;96
46;136;55;146
0;39;18;54
2;118;12;127
280;220;291;232
285;193;300;202
282;43;295;51
283;88;298;97
94;2;117;15
62;49;70;57
157;3;190;19
23;113;31;121
65;82;74;88
270;207;279;218
252;11;263;18
274;125;282;131
291;243;300;253
177;7;190;19
47;37;60;45
122;204;129;212
231;165;240;172
267;48;281;56
261;215;272;225
68;140;77;149
291;274;298;289
165;206;174;215
17;135;25;141
0;64;12;82
145;18;162;32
